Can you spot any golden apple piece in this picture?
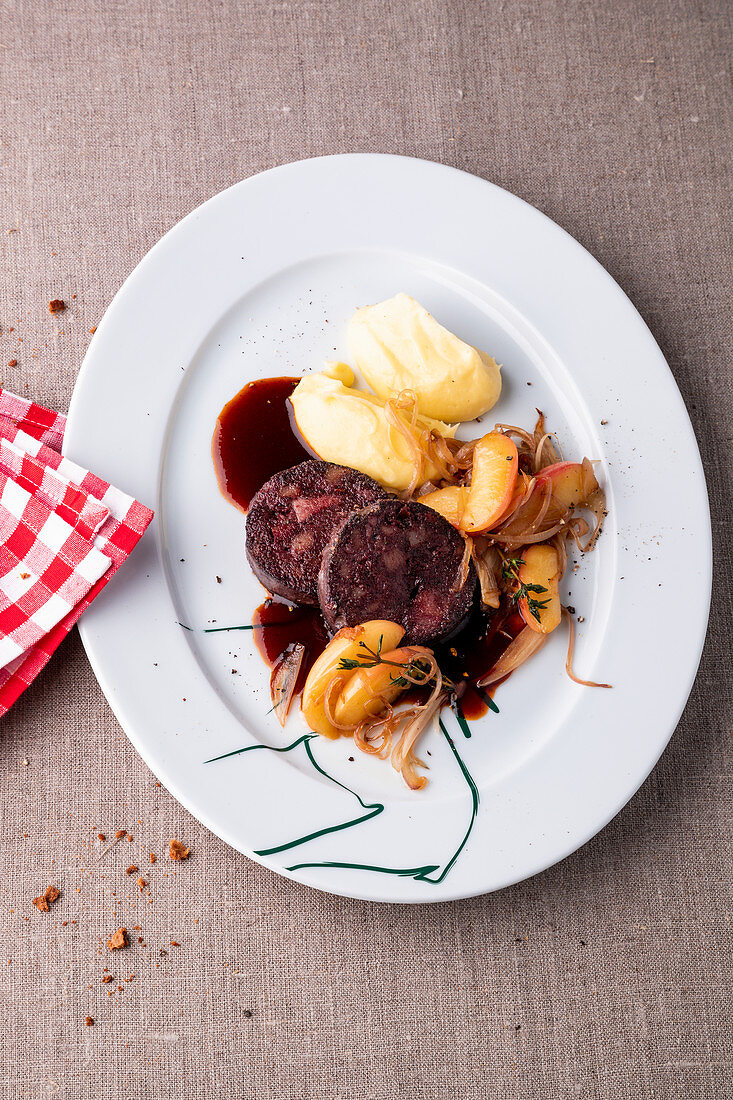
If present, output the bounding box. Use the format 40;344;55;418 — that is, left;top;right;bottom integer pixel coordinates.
534;458;600;511
419;486;469;528
461;431;518;534
517;544;562;634
300;620;405;738
333;646;426;729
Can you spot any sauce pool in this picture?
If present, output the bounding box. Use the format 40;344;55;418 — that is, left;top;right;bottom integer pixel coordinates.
435;607;525;719
212;376;310;511
252;598;329;694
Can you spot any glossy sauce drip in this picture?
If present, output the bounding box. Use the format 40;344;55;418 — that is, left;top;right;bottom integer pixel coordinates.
253;597;329;695
435;606;525;719
212;376;310;511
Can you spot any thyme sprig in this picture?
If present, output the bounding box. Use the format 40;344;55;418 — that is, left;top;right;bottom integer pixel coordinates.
499;551;549;625
339;635;445;689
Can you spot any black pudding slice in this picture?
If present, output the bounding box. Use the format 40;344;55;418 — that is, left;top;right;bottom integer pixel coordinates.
245;459;387;605
317;497;476;645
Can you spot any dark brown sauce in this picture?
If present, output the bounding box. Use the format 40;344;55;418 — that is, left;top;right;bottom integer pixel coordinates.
253;597;330;695
214;374;523;722
435;605;525;719
212;376;310;511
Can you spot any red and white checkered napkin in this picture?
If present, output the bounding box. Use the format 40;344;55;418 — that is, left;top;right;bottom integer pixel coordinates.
0;387;153;716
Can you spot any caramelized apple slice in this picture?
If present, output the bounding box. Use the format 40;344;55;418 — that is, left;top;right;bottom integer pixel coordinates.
301;620;404;738
517;544;562;634
534;458;599;511
491;470;532;528
461;431;518;534
333;646;425;728
419;486;469;528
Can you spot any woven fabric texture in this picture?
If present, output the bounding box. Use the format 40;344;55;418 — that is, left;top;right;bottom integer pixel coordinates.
0;1;730;1097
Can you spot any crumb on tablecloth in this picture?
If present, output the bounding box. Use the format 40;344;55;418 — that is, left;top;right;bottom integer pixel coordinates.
169;839;190;861
107;927;128;951
32;885;60;912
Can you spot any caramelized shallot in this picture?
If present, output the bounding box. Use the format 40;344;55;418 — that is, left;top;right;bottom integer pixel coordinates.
470;538;502;609
270;643;306;726
562;607;612;688
492;485;568;548
532;411;561;470
390;690;446;790
384;390;425;497
476;626;549;687
580;474;607;552
454;535;474;591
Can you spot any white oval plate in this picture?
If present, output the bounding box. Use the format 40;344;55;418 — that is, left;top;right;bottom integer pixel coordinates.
65;155;711;903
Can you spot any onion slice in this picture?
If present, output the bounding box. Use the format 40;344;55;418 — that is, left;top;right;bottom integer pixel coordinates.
354;706;396;757
532;411;562;469
580;481;607;552
476;626;548;687
494;423;535;450
492;520;567;549
390;689;446;790
492;479;569;547
384;390;425;497
562;607;612;688
449;438;476;471
270;643;306;726
454;535;473;591
470;538;502;609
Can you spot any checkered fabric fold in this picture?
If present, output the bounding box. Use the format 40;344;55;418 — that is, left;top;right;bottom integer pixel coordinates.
0;387;153;715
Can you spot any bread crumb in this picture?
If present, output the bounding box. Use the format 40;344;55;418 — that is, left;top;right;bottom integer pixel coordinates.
49;299;65;313
32;885;60;912
169;839;190;861
107;927;128;950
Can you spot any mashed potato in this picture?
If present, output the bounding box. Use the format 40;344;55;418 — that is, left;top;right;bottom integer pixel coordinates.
347;293;502;422
289;362;455;492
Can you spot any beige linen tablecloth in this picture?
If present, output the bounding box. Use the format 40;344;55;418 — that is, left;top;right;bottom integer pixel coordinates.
1;2;730;1097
